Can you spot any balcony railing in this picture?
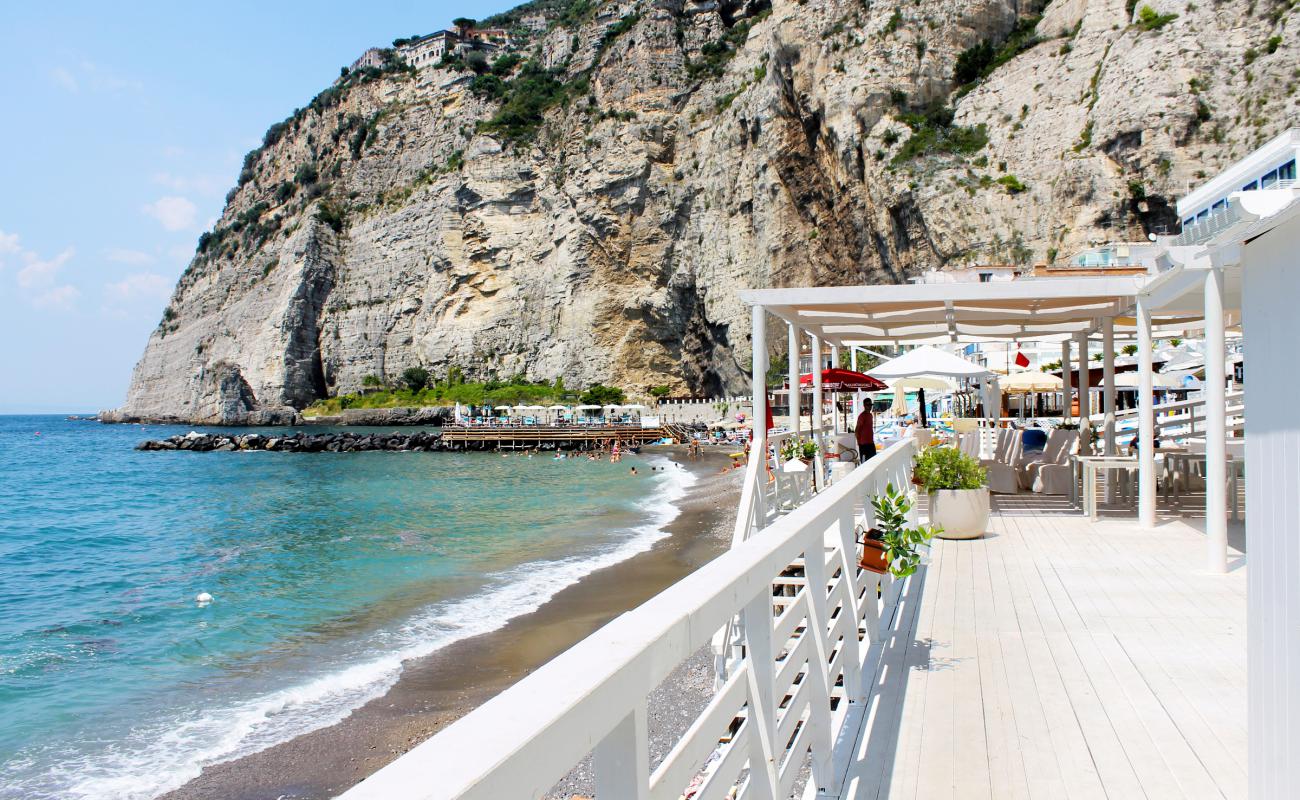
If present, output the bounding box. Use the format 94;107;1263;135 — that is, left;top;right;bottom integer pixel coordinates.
338;438;920;800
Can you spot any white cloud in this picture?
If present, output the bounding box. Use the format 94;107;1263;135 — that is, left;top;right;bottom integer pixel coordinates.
31;285;81;311
104;247;155;265
51;66;78;92
17;248;75;289
142;196;198;231
151;171;225;196
4;233;79;312
104;272;171;303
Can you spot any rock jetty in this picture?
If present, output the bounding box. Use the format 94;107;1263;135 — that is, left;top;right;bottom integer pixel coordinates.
137;430;446;453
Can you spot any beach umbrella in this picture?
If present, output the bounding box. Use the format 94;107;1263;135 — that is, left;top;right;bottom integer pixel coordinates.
1000;371;1062;394
867;345;994;381
798;368;887;392
891;390;908;417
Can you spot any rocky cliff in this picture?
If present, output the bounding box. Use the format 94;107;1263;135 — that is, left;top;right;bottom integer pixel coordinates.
115;0;1297;423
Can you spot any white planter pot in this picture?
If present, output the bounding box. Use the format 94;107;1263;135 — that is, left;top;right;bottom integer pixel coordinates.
929;488;990;539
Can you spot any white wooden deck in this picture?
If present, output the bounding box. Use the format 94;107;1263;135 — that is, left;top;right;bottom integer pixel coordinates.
841;501;1247;800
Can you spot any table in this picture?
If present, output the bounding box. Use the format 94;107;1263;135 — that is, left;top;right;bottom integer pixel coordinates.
1164;452;1244;521
1073;455;1140;521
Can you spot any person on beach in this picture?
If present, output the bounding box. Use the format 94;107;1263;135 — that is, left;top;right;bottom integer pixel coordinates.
855;403;877;462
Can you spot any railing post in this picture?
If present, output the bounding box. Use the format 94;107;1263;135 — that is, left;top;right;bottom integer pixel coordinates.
836;506;865;699
803;527;836;791
743;590;781;800
594;701;649;800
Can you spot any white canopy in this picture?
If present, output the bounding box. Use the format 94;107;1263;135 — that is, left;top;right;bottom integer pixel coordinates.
515;405;546;411
547;404;568;411
887;376;957;392
575;404;603;411
494;406;512;413
1109;371;1185;389
868;346;994;381
1000;371;1063;393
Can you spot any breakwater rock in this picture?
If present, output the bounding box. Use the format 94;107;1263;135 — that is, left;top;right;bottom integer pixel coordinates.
137;431;446;453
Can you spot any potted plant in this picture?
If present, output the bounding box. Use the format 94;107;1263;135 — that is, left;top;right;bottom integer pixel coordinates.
912;446;989;539
858;483;940;576
799;440;819;463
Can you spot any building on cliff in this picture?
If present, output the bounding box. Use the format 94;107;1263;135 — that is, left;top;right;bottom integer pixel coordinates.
348;48;387;72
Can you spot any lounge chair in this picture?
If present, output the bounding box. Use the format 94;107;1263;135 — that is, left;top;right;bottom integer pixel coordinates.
980;428;1021;494
1017;429;1074;490
1032;434;1080;495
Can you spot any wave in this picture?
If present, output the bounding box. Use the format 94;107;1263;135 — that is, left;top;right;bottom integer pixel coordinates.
2;456;697;800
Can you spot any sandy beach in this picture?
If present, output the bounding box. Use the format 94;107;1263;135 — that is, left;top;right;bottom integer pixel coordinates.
160;446;742;800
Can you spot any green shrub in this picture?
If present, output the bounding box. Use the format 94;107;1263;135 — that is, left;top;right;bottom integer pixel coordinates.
294;163;319;185
883;9;903;36
478;60;573;142
649;385;672;398
1135;5;1178;31
1266;35;1282;54
401;366;431;392
315;199;347;233
912;447;987;490
997;174;1027;194
579;383;625;405
892;102;988;163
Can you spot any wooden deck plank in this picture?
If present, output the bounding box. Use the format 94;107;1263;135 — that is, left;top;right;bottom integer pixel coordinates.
836;498;1246;800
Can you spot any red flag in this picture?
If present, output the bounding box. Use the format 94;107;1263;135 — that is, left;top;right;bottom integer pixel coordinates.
1014;347;1030;368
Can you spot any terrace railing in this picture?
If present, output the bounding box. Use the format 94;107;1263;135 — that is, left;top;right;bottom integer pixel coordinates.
338;438;920;800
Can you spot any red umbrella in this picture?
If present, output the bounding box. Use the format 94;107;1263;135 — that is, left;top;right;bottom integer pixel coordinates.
798;368;887;392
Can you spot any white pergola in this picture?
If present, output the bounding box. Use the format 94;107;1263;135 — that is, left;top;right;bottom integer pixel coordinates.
740;269;1238;571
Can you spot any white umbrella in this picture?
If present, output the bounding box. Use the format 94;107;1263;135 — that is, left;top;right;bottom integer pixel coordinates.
575;404;602;411
494;406;513;414
1000;371;1062;394
516;405;545;411
889;376;956;392
867;345;995;381
1109;371;1184;389
547;404;568;411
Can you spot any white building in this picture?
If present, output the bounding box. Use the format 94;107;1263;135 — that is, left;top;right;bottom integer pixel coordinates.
1175;128;1299;238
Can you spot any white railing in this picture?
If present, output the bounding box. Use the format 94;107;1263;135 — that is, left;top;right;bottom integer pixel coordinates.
1091;390;1245;443
339;439;920;800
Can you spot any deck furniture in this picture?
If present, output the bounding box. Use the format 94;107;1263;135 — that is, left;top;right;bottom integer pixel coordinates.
979;428;1021;494
1018;428;1075;490
1074;454;1140;519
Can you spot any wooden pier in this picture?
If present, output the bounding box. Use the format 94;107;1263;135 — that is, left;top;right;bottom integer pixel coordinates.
438;424;673;450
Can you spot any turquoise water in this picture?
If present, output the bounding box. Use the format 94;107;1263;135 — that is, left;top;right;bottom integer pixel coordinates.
0;415;692;799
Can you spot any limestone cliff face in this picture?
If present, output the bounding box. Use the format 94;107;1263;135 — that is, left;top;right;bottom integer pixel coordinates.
117;0;1296;423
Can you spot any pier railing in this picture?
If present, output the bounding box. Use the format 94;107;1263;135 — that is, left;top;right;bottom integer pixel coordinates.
338;438;919;800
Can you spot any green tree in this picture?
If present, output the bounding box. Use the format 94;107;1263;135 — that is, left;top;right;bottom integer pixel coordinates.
1122;344;1139;356
402;366;430;392
649;385;672;398
579;383;625;405
452;17;477;32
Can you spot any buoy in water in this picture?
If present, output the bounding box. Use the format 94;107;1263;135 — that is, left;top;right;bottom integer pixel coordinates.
195;592;213;605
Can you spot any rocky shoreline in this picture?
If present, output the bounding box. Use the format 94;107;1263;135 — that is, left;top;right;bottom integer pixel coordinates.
101;405;455;428
137;430;449;453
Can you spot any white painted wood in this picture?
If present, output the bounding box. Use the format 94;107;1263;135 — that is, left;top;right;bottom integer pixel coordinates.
595;701;650;800
1240;222;1300;799
1136;297;1157;528
811;333;825;482
1204;266;1228;573
1076;330;1090;422
1061;339;1073;422
753;305;768;452
838;505;1246;800
789;322;801;438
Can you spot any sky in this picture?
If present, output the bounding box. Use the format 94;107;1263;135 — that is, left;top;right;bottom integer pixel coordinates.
0;0;517;414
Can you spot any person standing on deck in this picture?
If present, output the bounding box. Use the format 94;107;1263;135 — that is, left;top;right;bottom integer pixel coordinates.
855;403;876;462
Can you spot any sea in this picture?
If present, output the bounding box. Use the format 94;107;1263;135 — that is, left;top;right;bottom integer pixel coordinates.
0;414;695;800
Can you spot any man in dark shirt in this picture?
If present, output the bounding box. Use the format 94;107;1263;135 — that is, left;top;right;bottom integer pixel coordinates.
855;405;876;462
